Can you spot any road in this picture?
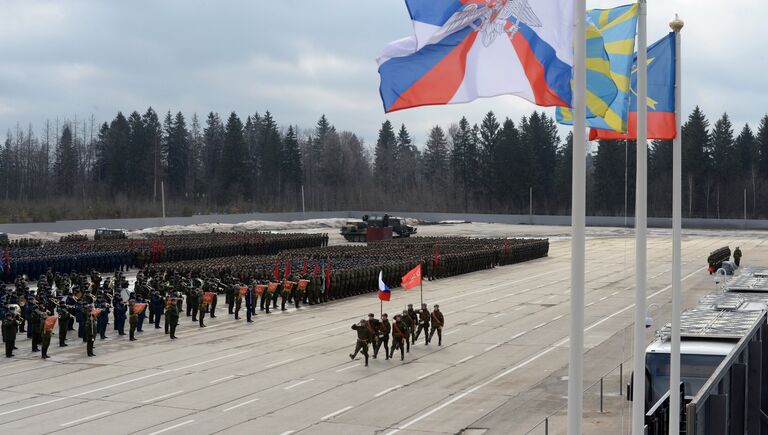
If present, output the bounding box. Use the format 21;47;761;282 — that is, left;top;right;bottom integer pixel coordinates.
0;232;764;435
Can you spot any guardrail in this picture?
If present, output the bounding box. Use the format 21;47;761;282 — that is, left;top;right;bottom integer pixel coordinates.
525;358;631;434
685;312;768;434
644;382;685;434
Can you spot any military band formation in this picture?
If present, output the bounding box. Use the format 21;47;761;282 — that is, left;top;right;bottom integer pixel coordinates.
1;233;548;364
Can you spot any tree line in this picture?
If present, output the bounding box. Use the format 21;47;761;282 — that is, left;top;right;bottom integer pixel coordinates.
1;106;766;223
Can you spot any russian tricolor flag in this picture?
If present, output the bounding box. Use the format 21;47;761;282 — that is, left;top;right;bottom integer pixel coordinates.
378;271;391;302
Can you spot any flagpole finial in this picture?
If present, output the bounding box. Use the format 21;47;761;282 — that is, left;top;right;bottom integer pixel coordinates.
669;14;684;32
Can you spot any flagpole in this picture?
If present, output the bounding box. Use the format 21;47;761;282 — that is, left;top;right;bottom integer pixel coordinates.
669;13;684;434
632;1;648;434
567;0;587;433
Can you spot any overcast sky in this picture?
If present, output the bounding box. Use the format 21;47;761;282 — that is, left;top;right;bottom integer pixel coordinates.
1;0;766;147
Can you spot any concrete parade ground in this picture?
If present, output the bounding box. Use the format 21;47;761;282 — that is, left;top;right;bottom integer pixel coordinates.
0;225;764;435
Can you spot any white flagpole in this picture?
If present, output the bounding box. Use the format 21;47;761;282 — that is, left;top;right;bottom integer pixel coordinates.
567;0;586;433
632;1;648;434
669;13;684;434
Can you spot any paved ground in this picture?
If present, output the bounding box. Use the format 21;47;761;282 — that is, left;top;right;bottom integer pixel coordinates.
1;228;766;435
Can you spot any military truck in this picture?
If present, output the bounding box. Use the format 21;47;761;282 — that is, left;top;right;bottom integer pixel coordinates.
94;228;127;240
340;214;417;242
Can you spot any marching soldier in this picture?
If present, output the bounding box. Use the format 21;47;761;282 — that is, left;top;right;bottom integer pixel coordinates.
406;304;418;345
128;302;138;341
151;291;163;329
281;279;295;311
208;283;218;318
84;307;97;357
374;313;391;360
400;309;412;353
349;319;371;367
40;309;52;359
390;314;408;361
58;304;71;347
234;285;244;320
2;312;17;358
189;287;200;322
225;281;235;314
166;299;179;339
198;292;208;327
414;303;430;345
428;304;445;346
734;247;742;267
244;285;254;323
30;301;41;352
366;313;381;358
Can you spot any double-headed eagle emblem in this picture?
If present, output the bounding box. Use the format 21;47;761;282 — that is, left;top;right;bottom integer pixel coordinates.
444;0;542;47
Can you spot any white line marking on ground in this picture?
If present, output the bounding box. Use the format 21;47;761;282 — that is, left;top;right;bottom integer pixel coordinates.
611;291;620;296
61;411;110;426
278;431;295;435
417;370;440;380
456;355;475;364
381;267;705;435
374;385;403;398
149;419;195;435
471;320;485;326
223;397;260;412
321;405;353;421
484;343;501;352
209;375;235;384
551;315;564;322
465;303;480;310
266;358;295;368
493;313;505;318
510;331;527;340
0;351;248;417
445;329;460;335
285;379;314;390
585;302;595;307
142;390;184;404
514;306;525;311
335;364;360;373
599;296;608;301
533;322;547;329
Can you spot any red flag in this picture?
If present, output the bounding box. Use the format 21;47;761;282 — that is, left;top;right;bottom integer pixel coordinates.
401;264;422;290
313;259;320;277
284;257;291;279
433;244;439;269
325;257;331;289
273;258;280;281
44;317;58;332
302;258;308;275
132;303;148;315
504;239;509;257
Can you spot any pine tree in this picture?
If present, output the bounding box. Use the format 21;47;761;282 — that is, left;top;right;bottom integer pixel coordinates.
165;112;190;197
423;125;449;188
681;106;711;217
203;112;225;201
710;113;734;217
374;120;396;193
281;125;303;200
142;108;162;200
395;124;419;198
54;124;78;196
219;112;247;201
478;111;501;208
756;116;768;179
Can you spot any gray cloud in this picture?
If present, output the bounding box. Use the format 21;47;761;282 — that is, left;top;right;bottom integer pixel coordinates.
0;0;766;147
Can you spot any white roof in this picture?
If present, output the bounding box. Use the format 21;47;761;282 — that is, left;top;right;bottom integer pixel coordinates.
646;340;736;357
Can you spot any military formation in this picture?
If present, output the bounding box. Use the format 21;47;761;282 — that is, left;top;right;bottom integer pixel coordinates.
349;303;445;366
0;232;328;282
1;234;547;363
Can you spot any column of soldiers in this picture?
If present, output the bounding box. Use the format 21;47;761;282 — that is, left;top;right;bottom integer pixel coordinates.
348;303;445;366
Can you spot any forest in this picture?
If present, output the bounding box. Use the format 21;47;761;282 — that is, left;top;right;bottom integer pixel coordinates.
0;106;765;223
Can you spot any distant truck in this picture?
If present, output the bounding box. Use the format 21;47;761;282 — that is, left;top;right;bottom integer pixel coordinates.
340;214;417;242
94;228;127;241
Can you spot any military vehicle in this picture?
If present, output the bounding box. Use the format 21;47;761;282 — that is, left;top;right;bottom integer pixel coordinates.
340;214;417;242
94;228;127;240
0;233;8;246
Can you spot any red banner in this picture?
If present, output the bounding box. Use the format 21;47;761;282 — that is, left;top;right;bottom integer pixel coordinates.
44;316;58;332
239;286;248;297
282;280;294;292
202;293;214;304
401;264;422;290
132;303;147;315
273;258;280;281
254;285;266;296
284;258;291;280
298;279;309;291
267;282;279;293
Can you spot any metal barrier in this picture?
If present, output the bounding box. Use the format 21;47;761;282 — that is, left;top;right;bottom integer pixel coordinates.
685;314;768;434
644;383;685;435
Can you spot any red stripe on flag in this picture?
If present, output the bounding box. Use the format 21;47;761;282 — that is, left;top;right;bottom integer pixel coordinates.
388;32;479;113
511;32;568;107
589;112;677;141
